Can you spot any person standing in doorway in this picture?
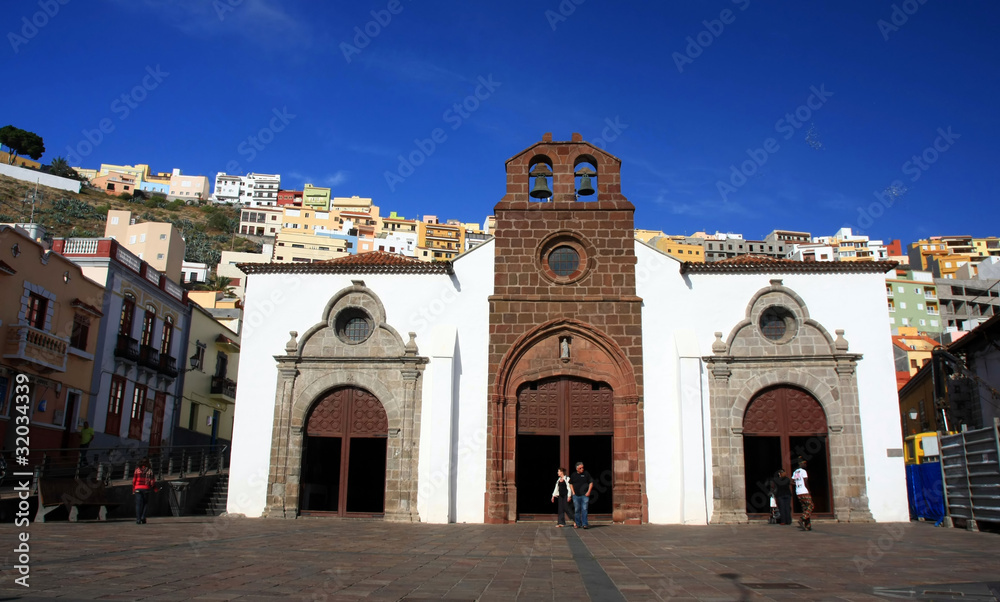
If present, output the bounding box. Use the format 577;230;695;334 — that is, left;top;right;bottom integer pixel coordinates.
79;421;95;465
792;460;813;531
568;462;594;529
133;457;156;525
771;468;793;525
551;468;574;527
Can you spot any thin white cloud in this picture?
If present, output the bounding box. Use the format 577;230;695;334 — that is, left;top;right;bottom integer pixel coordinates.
104;0;306;40
287;170;349;190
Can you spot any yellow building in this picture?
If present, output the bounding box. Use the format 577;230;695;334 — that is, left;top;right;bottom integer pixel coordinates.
971;237;1000;258
104;210;186;283
382;211;418;234
99;163;150;186
634;229;665;244
417;217;464;261
73;167;99;182
0;225;105;450
646;234;705;262
177;303;240;446
303;183;332;211
0;151;41;169
273;229;353;263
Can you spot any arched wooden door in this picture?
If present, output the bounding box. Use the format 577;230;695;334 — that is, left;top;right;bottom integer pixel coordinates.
300;387;388;517
515;377;614;519
742;386;833;518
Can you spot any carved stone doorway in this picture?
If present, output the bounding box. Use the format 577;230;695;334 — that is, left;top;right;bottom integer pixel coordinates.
299;387;388;517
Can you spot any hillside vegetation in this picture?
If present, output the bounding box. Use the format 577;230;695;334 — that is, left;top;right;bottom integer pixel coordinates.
0;174;258;267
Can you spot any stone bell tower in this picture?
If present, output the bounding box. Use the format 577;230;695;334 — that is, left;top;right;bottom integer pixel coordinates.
484;133;647;524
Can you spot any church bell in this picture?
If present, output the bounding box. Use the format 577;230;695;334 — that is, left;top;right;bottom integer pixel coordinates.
530;174;552;199
577;173;595;196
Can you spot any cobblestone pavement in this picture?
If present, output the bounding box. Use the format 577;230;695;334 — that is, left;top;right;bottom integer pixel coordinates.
2;517;999;600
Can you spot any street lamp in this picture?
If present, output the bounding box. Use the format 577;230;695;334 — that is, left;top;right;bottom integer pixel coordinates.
906;409;919;435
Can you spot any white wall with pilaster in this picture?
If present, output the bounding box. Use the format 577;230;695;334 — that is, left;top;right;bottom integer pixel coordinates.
636;242;908;523
228;241;494;519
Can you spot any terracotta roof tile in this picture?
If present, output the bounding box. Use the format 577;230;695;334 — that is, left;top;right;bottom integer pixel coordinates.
314;251;425;266
681;256;898;275
239;251;453;275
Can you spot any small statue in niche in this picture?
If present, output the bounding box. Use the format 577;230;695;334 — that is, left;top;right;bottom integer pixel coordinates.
560;336;571;361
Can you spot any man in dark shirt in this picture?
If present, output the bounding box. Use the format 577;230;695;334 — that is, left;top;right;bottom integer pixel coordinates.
771;469;793;525
568;462;594;529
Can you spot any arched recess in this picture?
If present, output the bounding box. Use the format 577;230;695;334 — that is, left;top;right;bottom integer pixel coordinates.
704;279;874;524
485;318;645;524
741;386;834;518
299;386;389;516
266;280;427;521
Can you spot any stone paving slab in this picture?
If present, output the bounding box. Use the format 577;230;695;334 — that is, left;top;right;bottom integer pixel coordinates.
1;517;998;600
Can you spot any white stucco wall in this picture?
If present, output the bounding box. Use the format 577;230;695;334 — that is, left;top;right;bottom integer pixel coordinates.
0;163;82;193
227;242;494;519
635;241;908;523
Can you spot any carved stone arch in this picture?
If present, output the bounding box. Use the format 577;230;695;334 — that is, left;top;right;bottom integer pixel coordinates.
487;317;645;524
494;317;637;399
295;281;405;359
266;280;427;522
729;373;842;433
289;372;402;433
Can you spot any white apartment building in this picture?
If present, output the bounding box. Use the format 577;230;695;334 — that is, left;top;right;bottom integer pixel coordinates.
212;173;282;207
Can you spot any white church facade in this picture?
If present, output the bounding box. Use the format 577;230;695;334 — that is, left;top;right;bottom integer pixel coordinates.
227;134;909;524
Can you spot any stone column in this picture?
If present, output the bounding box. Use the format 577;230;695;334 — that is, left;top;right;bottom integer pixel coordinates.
266;363;298;518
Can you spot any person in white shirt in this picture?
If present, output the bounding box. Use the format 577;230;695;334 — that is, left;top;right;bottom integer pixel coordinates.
791;460;813;531
550;468;573;527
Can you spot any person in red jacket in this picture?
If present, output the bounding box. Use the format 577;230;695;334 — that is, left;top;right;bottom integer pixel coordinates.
132;457;156;524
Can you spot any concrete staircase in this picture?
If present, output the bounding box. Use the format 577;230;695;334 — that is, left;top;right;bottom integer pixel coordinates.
196;474;229;516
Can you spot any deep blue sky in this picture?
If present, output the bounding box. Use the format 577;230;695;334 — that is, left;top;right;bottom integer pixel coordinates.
4;0;999;245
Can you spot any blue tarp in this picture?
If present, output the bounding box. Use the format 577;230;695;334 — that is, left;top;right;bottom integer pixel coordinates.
906;462;946;524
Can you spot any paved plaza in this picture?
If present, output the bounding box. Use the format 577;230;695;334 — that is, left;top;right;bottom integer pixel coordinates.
1;517;998;601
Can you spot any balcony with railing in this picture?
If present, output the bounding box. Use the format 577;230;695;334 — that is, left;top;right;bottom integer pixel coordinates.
924;291;937;300
138;344;160;371
158;354;178;378
3;324;69;372
210;375;237;401
114;334;139;362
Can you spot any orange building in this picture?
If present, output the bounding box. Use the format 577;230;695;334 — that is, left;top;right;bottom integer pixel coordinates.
0;225;105;450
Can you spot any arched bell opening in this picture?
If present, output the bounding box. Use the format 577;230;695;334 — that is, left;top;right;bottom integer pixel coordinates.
742;385;833;520
299;386;388;517
573;155;598;199
528;154;554;201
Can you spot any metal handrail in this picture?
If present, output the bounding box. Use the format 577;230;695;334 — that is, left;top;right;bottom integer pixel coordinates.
0;444;228;494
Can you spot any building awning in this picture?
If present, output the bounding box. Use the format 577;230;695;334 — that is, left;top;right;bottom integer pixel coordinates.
215;334;241;352
72;298;104;317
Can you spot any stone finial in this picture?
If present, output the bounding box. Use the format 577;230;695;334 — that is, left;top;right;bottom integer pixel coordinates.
834;329;849;351
769;279;783;287
712;332;727;354
285;331;299;354
351;279;365;289
404;332;418;356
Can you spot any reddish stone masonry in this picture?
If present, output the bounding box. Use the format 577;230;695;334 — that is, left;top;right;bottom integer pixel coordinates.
485;133;647;524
